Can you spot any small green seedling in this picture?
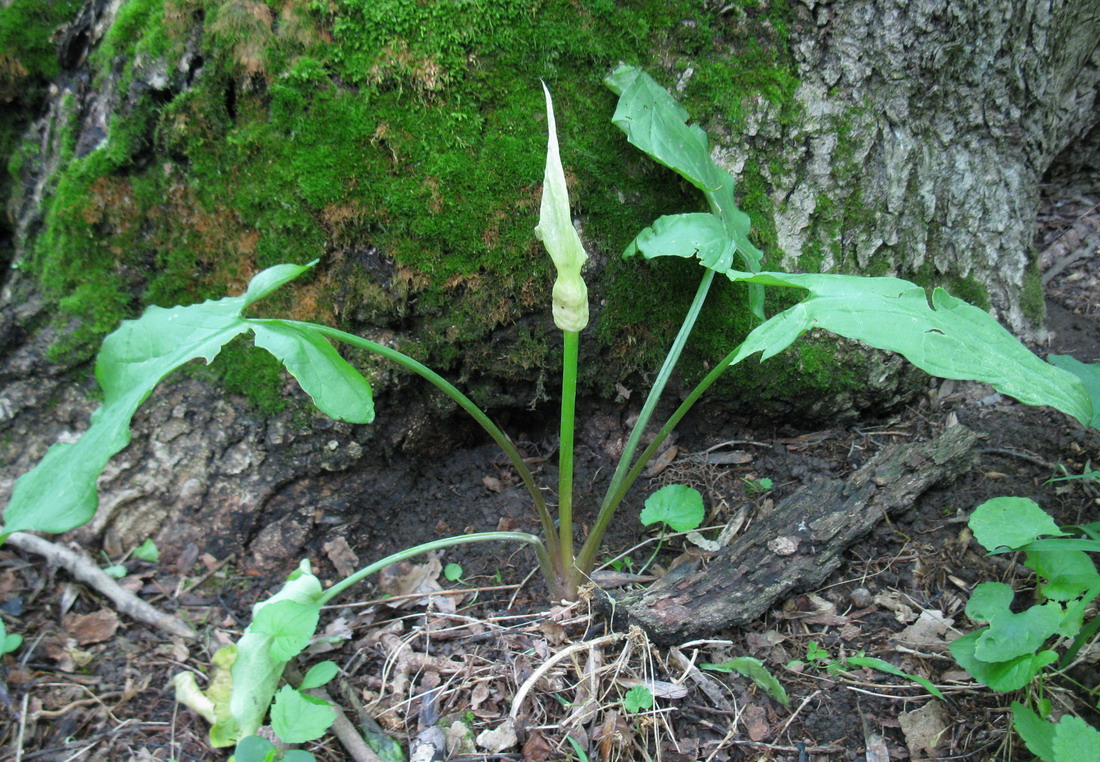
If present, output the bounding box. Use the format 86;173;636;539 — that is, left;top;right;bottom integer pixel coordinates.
787;640;843;675
1;621;22;655
952;496;1100;691
702;656;789;707
952;496;1100;754
605;556;634;572
444;563;464;582
622;684;654;713
133;539;160;563
788;642;942;699
233;734;316;762
638;484;704;573
639;484;705;533
102;563;128;579
845;654;944;699
741;476;773;494
1046;461;1100;486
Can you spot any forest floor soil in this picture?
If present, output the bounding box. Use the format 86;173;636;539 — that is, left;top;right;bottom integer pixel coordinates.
2;187;1099;760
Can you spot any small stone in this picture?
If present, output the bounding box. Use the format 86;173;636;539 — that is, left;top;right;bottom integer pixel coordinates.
850;587;873;608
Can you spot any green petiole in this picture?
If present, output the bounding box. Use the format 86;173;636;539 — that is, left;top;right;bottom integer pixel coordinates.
557;330;580;592
575;268;716;577
319;531;547;606
269;320;563;579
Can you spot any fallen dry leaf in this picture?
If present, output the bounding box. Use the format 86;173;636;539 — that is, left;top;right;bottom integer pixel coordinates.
378;556;456;613
470;681;494;712
62;608;120;645
702;449;753;465
864;731;891;762
685;531;721;552
644;445;679;476
323;537;360;578
590;570;658;588
538;619;567;645
616;677;688;699
445;720;477;756
521;729;553;761
476;719;518;753
496;516;522;531
307;615;353;655
874;591;918;623
742;704;770;741
899;701;948;758
894;609;955;647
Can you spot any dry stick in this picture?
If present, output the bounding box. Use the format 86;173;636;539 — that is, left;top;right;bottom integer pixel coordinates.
509;632;627;721
173;552;236;598
7;532;197;639
774;689;821;739
669;647;736;714
305;687;384;762
15;692;29;762
321;583;522;610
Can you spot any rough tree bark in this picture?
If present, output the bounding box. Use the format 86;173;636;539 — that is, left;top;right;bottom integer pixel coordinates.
610;423;979;643
743;0;1100;336
0;0;1097;573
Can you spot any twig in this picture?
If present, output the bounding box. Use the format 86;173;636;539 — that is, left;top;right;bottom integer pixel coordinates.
15;692;29;762
704;737;841;755
174;552;235;598
509;631;627;720
307;687;384;762
977;447;1059;472
669;647;736;713
1042;235;1100;285
508;565;539;608
6;532;197;639
775;689;821;738
322;583;522;610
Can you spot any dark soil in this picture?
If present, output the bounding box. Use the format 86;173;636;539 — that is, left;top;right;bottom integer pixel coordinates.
2;189;1100;760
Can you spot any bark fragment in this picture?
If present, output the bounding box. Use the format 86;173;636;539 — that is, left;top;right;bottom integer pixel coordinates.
613;424;978;643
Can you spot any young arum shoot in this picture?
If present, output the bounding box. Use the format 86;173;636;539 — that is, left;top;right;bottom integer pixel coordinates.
534;82;587;592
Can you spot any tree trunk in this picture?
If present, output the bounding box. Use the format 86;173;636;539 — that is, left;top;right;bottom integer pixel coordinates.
0;0;1096;565
745;0;1100;337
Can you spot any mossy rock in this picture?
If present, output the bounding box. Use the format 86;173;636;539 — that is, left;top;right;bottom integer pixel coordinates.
4;0;921;420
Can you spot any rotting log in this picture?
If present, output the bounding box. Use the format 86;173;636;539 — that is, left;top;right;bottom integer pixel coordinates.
611;424;978;644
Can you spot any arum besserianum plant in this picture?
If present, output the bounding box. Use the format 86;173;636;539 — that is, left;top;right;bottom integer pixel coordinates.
4;68;1093;755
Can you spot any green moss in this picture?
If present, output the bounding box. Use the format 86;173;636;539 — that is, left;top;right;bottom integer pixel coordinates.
23;0;815;409
206;339;290;415
0;0;81;87
943;276;991;311
908;263;992;311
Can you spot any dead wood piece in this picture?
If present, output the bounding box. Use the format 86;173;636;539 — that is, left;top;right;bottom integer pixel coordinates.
614;425;978;643
7;532;197;639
